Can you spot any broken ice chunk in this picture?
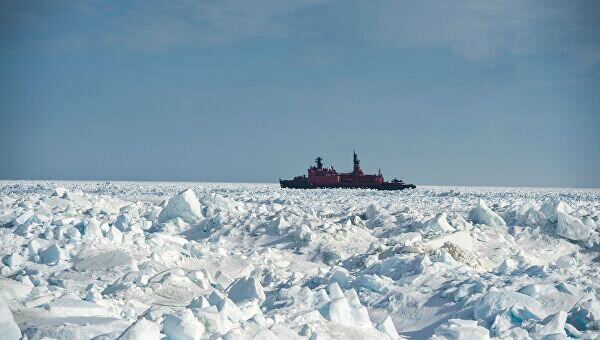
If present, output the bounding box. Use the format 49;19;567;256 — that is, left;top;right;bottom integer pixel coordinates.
218;298;244;323
468;199;506;227
474;290;546;326
0;297;21;340
39;244;61;265
107;226;123;243
327;267;351;288
515;201;546;226
21;316;128;339
208;290;226;306
541;199;574;223
420;213;456;234
292;224;313;242
536;311;567;338
163;309;205;340
119;318;160;340
83;218;103;239
158;189;204;224
0;279;32;301
432;319;490;339
377;316;400;339
556;212;592;241
327;282;345;300
567;294;600;331
424;230;474;252
188;296;210;309
114;213;132;231
74;250;133;271
213;270;233;290
227;276;266;304
516;200;540;217
327;296;354;325
3;253;23;268
45;298;108;317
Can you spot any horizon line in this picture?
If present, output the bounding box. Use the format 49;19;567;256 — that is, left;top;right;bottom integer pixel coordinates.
0;178;598;191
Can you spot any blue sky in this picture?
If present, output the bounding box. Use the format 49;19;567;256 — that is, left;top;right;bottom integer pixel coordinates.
1;0;599;187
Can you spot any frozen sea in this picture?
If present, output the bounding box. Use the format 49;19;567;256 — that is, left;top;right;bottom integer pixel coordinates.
0;181;599;339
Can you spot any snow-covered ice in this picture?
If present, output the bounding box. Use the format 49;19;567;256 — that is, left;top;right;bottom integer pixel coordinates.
0;181;599;339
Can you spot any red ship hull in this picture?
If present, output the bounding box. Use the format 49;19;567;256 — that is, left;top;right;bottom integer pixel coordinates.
279;178;415;190
279;152;416;191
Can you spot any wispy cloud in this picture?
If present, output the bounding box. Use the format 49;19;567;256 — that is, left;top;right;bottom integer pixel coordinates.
2;0;599;70
1;0;329;52
365;0;600;65
105;0;329;51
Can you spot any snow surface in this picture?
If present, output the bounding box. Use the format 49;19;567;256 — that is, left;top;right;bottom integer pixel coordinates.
0;181;599;339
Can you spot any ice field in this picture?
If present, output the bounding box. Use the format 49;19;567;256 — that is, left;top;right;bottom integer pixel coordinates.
0;181;599;339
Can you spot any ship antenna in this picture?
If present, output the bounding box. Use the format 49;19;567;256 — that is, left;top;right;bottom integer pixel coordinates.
315;156;323;169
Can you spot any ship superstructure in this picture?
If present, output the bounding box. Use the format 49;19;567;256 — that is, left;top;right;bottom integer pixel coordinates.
280;152;415;190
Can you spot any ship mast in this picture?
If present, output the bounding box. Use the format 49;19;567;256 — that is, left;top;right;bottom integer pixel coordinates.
353;151;361;174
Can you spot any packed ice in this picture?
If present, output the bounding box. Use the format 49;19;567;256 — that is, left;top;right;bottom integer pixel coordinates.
0;181;599;339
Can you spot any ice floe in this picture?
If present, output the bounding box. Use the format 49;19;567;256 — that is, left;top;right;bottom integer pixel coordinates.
0;181;598;339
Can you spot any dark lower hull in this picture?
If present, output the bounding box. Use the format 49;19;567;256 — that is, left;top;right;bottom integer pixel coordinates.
279;179;416;190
